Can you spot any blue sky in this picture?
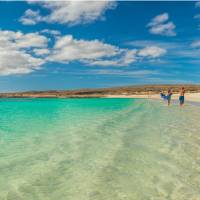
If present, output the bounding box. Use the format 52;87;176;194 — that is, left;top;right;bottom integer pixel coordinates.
0;1;200;92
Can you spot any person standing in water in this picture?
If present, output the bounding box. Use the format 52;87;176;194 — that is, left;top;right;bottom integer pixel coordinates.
179;87;185;106
167;89;173;106
160;89;173;106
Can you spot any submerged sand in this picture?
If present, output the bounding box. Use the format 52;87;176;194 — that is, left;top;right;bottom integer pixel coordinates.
1;98;199;199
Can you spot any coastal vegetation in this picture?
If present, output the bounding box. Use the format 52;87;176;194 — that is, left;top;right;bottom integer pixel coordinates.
0;84;200;98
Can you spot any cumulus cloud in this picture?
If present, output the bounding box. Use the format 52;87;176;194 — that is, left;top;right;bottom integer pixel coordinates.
49;35;120;63
0;50;44;75
0;30;167;75
86;50;137;66
49;35;137;66
0;30;47;75
40;29;61;36
20;1;117;26
48;35;166;67
147;13;176;36
148;13;169;26
20;9;42;25
0;30;48;49
138;46;167;58
33;48;50;56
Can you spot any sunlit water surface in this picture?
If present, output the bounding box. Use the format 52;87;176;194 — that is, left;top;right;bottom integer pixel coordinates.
0;98;199;200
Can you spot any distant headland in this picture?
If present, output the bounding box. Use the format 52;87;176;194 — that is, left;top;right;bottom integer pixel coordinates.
0;84;200;99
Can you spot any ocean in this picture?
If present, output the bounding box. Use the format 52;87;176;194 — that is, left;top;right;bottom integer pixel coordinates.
0;98;199;200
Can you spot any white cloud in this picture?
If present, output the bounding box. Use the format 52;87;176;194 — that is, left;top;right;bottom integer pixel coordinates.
49;35;120;63
49;35;166;67
40;29;61;36
122;50;137;65
0;30;167;75
87;50;137;66
138;46;167;58
49;35;141;66
147;13;176;36
0;50;44;75
33;48;50;56
0;30;48;49
0;30;47;75
20;9;42;25
20;1;117;26
128;40;200;61
88;60;119;67
148;13;169;26
149;22;176;36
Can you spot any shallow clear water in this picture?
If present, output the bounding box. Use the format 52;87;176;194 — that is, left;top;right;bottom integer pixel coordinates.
0;98;199;200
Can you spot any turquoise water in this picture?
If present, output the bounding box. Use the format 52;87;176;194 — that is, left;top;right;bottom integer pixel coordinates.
0;98;199;200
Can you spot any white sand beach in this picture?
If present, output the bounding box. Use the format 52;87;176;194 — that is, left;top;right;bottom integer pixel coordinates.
105;92;200;103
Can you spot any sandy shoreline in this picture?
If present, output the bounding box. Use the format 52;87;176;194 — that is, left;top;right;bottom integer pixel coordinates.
104;93;200;103
1;92;200;103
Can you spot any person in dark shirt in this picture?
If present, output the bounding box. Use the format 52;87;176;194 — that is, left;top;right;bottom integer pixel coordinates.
179;87;185;106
